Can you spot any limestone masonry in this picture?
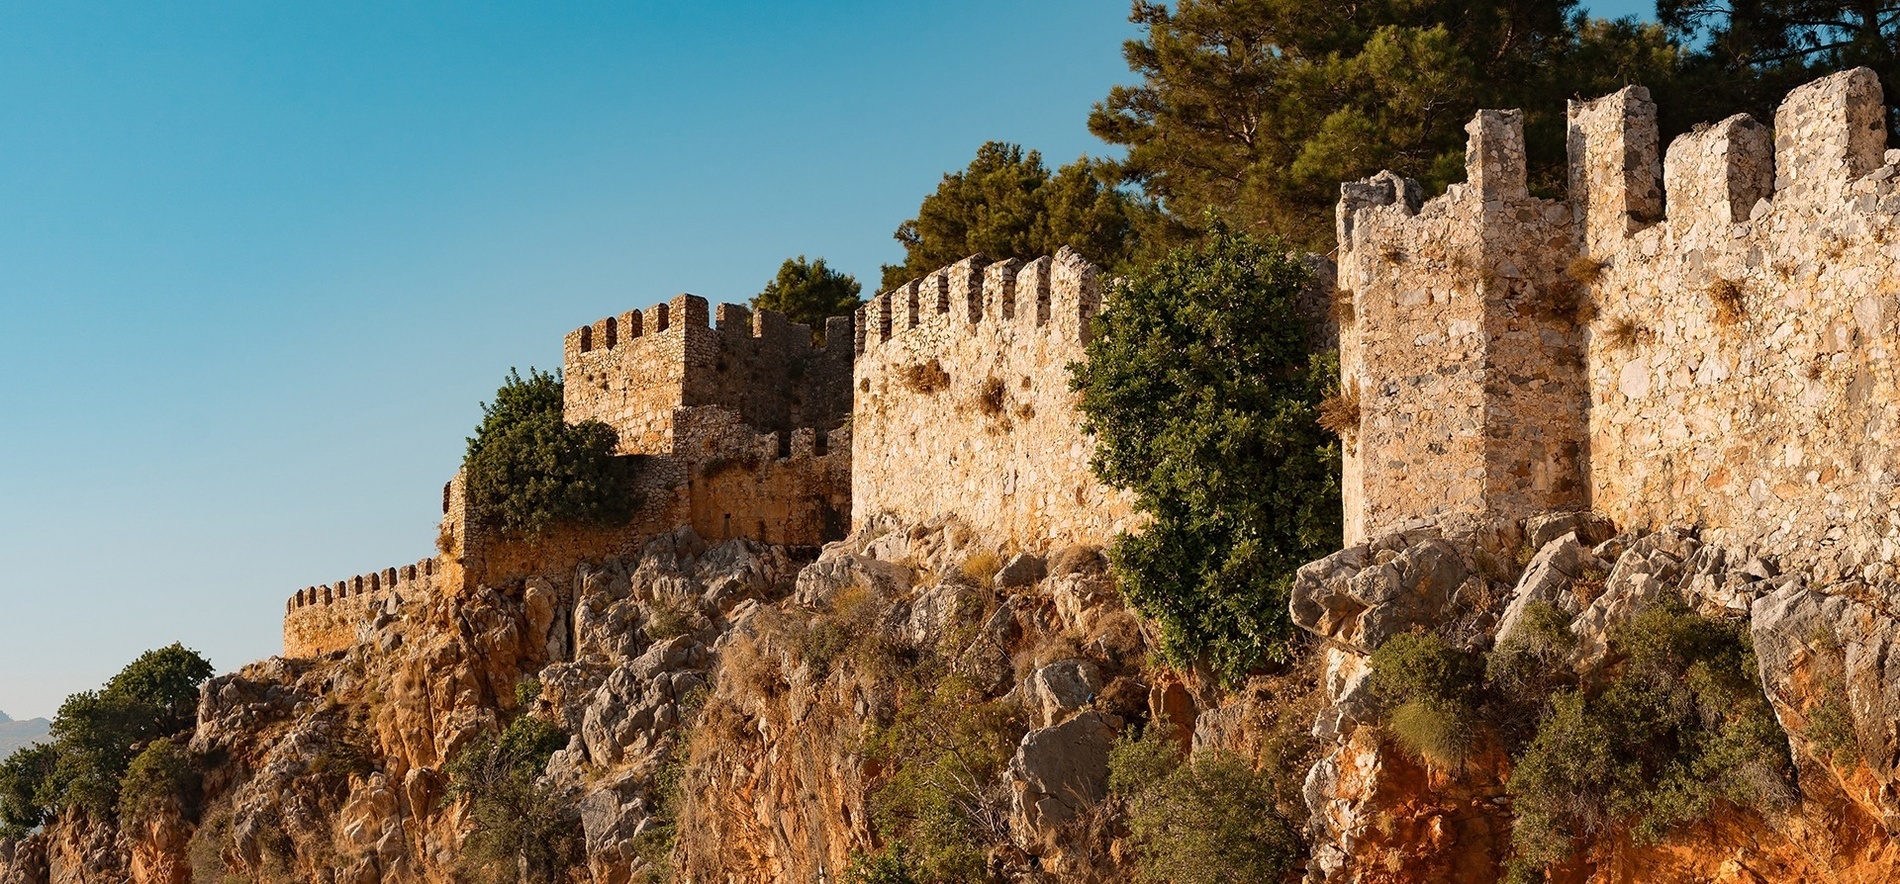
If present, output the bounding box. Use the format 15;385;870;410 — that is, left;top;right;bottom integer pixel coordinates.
283;254;1133;656
1340;67;1900;583
852;247;1136;553
284;296;856;657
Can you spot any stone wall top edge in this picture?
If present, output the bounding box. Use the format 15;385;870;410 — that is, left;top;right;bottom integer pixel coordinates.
1339;67;1892;252
854;248;1099;356
286;556;441;611
565;293;855;361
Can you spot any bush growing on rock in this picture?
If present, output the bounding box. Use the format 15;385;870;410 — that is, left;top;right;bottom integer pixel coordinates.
1505;593;1792;881
444;713;580;883
1107;724;1304;883
1073;223;1341;682
118;738;197;820
463;368;641;539
860;674;1024;883
1369;632;1485;769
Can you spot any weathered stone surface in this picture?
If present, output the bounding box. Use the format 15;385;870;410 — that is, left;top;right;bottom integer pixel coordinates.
993;552;1047;588
1007;711;1117;845
1495;532;1599;647
1290;531;1467;652
1023;659;1102;728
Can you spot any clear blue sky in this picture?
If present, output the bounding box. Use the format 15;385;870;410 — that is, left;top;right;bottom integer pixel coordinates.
0;1;1653;720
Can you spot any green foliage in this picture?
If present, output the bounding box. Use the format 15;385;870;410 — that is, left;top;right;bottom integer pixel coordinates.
0;742;56;838
463;368;641;539
1660;1;1900;139
118;739;196;820
881;142;1157;290
1090;1;1682;250
753;256;862;340
1369;633;1485;769
21;644;215;821
861;675;1024;883
513;677;543;710
1505;594;1792;880
844;842;923;884
1108;726;1304;884
1073;224;1340;681
445;714;580;882
1485;601;1581;745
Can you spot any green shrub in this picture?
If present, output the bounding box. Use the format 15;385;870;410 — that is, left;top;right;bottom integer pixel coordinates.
1073;223;1341;681
1505;594;1792;880
1108;726;1304;884
1807;696;1860;768
1369;632;1484;769
22;643;215;822
445;714;580;882
463;368;641;538
119;739;197;820
1485;601;1579;746
861;675;1024;883
845;842;923;884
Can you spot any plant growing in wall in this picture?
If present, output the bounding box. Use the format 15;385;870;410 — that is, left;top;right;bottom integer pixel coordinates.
463;368;641;539
1072;223;1342;682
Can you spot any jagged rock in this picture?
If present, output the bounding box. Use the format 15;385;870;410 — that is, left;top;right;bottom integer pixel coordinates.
1311;647;1376;741
906;582;982;649
1024;659;1102;728
1571;529;1698;668
1525;511;1616;551
1495;532;1599;648
994;553;1047;588
1751;582;1900;830
1290;531;1468;652
1007;711;1117;846
793;553;912;608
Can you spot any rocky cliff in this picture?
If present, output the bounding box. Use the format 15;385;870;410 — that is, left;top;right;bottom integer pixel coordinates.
8;511;1900;883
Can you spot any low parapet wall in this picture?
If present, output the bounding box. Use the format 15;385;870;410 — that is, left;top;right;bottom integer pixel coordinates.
851;247;1135;551
283;558;442;658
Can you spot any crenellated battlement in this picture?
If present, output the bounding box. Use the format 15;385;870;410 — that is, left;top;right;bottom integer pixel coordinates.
855;248;1099;358
1340;67;1900;580
851;247;1132;551
563;293;853;456
282;557;444;657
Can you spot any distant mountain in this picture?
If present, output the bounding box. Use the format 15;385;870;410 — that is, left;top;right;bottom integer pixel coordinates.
0;710;50;760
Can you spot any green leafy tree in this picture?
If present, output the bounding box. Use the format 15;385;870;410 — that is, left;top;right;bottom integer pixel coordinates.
6;644;213;824
463;368;641;538
0;743;57;838
444;715;579;883
753;256;862;341
1107;726;1305;883
1661;0;1900;136
119;739;197;820
1090;1;1681;250
881;143;1156;290
1073;224;1340;682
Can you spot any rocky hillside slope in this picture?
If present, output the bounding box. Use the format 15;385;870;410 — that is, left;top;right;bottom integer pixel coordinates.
5;511;1900;882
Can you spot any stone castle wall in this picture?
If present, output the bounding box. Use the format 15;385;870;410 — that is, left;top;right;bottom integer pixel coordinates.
563;294;852;455
851;248;1135;551
283;558;443;658
1342;67;1900;581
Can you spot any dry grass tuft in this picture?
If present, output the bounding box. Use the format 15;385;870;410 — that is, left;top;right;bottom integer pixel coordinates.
1318;386;1362;437
1709;278;1746;327
976;376;1007;418
1565;256;1605;285
959;550;1002;586
1331;287;1356;325
900;359;951;394
1603;316;1643;350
